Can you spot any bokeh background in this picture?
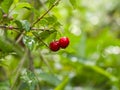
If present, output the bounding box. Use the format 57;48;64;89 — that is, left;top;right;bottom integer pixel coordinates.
0;0;120;90
52;0;120;90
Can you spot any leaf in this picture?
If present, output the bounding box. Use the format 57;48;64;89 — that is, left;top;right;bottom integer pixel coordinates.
38;73;61;86
18;82;29;90
23;35;35;50
21;20;31;32
0;37;13;52
21;70;38;90
0;81;10;90
0;0;13;13
13;0;19;4
89;65;118;82
45;15;57;25
39;30;56;40
69;0;77;8
76;57;119;83
15;2;32;10
14;20;31;31
46;31;57;43
39;16;59;27
14;20;23;30
54;77;69;90
39;19;48;27
0;37;23;56
48;0;56;7
0;0;4;4
33;30;56;41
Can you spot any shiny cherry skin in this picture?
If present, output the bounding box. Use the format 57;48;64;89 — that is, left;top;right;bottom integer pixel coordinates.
59;37;69;49
49;41;60;51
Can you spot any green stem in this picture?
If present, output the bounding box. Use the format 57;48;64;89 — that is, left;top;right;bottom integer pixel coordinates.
11;52;27;90
31;0;61;28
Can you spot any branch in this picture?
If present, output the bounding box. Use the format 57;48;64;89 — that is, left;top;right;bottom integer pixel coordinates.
0;25;50;32
32;33;49;48
31;0;61;27
39;51;54;74
27;49;34;72
15;31;25;44
0;25;20;33
11;52;27;90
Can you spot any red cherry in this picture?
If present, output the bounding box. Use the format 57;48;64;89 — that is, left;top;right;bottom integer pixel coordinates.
59;37;69;49
49;41;60;51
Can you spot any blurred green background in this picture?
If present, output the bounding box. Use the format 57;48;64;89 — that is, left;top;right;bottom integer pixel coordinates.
52;0;120;89
0;0;120;90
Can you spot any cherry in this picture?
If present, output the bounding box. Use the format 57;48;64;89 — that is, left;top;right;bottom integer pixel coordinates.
49;41;60;51
59;37;69;49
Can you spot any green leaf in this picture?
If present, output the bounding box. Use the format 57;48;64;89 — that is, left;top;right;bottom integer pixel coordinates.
21;70;38;90
54;77;69;90
46;31;57;43
89;65;118;82
39;19;48;27
23;35;35;50
14;20;31;31
45;15;57;25
0;0;4;4
15;2;32;10
33;30;56;41
69;0;77;8
0;81;10;90
13;0;19;4
39;16;59;27
39;30;56;40
0;0;13;13
0;37;13;52
38;73;61;86
0;37;23;56
18;82;29;90
21;20;31;32
14;20;23;30
48;0;56;7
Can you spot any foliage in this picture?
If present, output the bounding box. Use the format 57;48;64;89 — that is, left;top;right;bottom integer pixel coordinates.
0;0;120;90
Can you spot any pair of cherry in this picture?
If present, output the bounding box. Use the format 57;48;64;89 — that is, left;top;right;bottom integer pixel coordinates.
49;37;69;52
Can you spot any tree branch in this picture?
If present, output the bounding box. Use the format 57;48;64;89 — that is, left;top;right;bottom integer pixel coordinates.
0;25;50;32
11;52;27;90
32;33;49;48
27;49;34;72
31;0;61;28
39;51;54;74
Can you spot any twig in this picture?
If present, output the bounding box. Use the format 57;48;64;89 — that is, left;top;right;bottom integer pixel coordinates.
27;49;41;90
0;25;50;31
15;31;25;44
27;49;34;72
31;0;61;27
39;51;54;74
32;33;49;48
39;0;48;12
11;52;27;90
